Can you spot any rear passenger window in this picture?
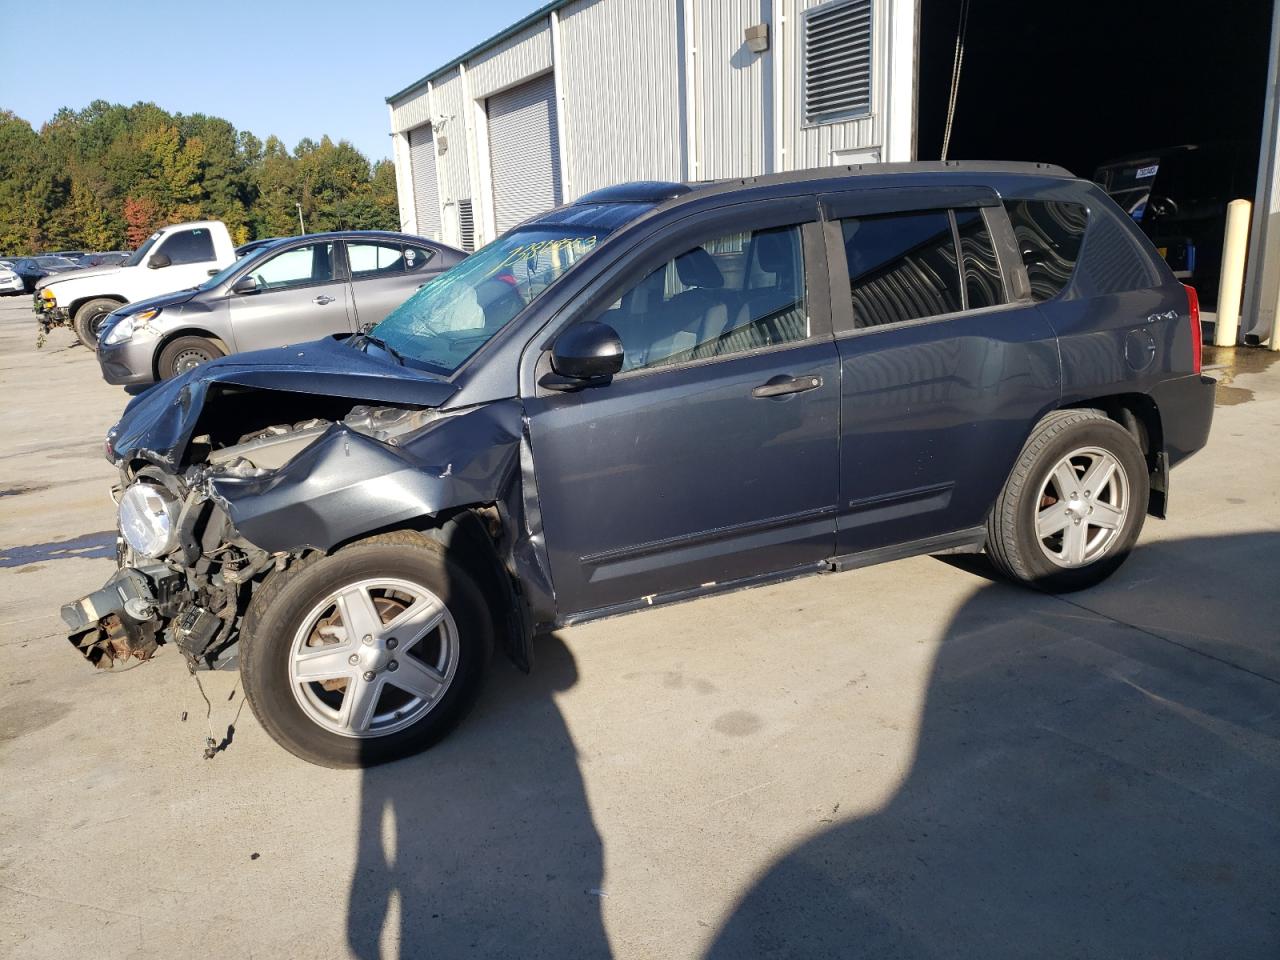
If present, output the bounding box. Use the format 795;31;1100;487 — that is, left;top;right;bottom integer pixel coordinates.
841;211;961;328
1003;199;1088;301
347;242;405;277
599;225;809;372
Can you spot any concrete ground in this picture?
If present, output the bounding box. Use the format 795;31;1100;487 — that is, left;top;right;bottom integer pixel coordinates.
0;296;1277;959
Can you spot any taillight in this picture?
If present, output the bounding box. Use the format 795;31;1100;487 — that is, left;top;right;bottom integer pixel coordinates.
1183;283;1201;375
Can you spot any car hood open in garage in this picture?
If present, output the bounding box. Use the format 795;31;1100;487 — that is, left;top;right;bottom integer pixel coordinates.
107;335;458;467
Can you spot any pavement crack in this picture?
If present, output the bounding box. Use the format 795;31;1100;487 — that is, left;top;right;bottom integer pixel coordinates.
1048;593;1280;687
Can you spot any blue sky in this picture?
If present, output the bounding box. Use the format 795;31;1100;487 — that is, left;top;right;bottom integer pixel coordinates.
0;0;540;163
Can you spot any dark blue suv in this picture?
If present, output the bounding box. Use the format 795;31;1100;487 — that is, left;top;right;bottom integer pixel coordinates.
63;162;1214;766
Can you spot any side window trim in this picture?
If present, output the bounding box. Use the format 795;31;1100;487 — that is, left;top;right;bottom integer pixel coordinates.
981;202;1032;302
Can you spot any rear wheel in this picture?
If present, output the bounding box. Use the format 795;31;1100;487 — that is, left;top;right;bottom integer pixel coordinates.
240;532;492;768
157;335;224;379
986;410;1149;592
72;298;123;347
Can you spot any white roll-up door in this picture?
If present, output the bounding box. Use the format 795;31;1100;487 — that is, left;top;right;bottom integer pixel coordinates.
408;124;441;240
487;73;563;234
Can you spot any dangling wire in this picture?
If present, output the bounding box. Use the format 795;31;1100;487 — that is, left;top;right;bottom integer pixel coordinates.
940;0;972;161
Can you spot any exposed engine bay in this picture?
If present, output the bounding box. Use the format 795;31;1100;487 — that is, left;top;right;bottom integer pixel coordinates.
63;399;451;671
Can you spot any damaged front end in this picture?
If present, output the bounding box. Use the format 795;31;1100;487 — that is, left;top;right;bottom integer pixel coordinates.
63;337;541;676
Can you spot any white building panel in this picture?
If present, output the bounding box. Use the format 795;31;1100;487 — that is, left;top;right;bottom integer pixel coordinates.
468;21;554;99
556;0;686;195
692;0;773;180
389;87;432;133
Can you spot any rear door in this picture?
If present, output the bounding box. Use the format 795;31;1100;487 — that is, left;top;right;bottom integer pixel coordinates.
228;240;354;351
822;187;1061;557
345;240;447;329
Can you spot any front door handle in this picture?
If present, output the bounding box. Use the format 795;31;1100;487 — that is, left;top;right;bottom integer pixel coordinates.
751;374;823;399
313;295;335;305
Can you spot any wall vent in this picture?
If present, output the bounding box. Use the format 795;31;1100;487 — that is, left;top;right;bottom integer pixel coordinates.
458;198;475;252
803;0;873;125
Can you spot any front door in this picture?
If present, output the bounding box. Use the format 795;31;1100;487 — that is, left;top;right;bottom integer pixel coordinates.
525;212;841;618
821;190;1062;556
229;240;354;352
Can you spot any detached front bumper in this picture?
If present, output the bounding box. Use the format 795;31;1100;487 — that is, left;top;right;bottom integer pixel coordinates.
62;564;183;668
63;562;232;669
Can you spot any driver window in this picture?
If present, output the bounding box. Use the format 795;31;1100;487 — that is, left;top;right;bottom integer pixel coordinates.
597;224;809;373
248;242;336;290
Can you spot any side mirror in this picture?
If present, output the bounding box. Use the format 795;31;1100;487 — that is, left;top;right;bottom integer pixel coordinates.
147;253;171;269
232;275;258;295
545;321;624;390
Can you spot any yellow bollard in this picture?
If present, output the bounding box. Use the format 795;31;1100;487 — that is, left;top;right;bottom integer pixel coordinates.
1214;198;1252;347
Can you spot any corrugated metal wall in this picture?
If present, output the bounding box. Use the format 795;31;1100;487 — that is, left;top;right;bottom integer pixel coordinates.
408;125;442;240
468;22;553;99
387;0;913;244
693;0;772;180
556;0;687;194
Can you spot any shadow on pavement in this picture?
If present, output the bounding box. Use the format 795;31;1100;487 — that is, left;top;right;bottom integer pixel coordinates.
346;633;609;959
707;531;1280;959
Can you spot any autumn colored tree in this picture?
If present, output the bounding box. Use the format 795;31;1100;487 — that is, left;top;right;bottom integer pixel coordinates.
122;196;161;247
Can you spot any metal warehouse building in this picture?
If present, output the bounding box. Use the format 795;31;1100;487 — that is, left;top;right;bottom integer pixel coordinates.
386;0;916;251
387;0;1280;344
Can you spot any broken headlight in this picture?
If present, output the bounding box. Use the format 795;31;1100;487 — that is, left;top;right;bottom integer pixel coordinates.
118;482;180;558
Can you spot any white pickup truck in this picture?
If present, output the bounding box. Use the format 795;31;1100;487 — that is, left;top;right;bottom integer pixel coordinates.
36;220;238;346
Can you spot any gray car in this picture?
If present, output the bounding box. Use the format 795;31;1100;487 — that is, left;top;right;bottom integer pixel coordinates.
96;231;465;385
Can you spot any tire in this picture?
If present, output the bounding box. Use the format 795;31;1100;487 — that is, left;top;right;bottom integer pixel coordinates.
986;409;1149;592
239;531;492;768
157;335;225;379
73;298;123;347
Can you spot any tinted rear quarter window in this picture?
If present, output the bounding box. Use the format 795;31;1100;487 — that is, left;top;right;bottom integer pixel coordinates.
1003;199;1087;301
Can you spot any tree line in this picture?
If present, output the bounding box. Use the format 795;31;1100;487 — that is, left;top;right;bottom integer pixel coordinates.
0;101;400;254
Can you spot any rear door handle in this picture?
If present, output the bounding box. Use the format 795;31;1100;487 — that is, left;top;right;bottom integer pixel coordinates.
313;295;335;305
751;374;823;399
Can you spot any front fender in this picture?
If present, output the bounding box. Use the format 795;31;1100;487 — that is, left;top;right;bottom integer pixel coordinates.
210;400;524;553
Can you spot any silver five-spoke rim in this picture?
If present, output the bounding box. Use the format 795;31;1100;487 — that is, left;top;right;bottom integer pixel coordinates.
1035;446;1129;568
288;577;459;738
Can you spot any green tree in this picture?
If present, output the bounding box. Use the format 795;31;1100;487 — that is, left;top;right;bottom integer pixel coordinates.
0;101;401;254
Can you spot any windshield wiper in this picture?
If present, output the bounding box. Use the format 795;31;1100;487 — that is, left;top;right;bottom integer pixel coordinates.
357;332;405;365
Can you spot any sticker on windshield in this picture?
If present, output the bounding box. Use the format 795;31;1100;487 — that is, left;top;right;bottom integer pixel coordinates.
1136;164;1159;179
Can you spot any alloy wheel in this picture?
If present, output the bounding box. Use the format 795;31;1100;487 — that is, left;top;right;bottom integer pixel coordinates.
1034;446;1130;568
287;577;459;738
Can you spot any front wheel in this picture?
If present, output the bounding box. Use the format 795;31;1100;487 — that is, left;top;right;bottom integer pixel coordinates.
157;335;224;379
73;298;123;347
239;532;492;767
986;409;1149;592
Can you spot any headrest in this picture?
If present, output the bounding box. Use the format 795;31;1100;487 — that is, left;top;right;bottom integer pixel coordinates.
755;230;794;273
674;247;724;289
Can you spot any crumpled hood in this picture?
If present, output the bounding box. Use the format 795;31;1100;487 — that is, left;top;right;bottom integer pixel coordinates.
108;336;457;468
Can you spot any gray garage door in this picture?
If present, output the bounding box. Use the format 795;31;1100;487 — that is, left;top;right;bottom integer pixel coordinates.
408;124;441;240
488;73;563;233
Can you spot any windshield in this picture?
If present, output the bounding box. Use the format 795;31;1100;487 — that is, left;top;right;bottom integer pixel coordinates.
371;227;606;374
37;256;75;268
123;232;162;268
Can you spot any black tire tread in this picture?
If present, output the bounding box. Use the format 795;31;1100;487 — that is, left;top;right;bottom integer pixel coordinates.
986;408;1116;585
239;531;491;768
